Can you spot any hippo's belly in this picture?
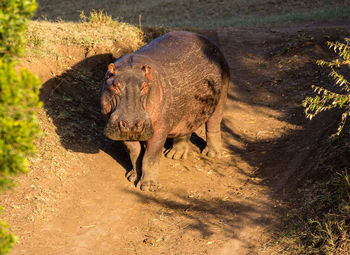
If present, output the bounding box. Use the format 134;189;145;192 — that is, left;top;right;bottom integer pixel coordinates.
167;91;219;138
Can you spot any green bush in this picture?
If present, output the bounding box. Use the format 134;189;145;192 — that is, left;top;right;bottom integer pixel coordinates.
0;0;40;189
0;214;16;255
0;0;38;61
0;0;40;253
0;59;41;189
303;38;350;135
299;38;350;254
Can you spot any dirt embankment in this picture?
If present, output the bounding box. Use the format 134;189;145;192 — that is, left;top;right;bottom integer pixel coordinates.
0;22;349;254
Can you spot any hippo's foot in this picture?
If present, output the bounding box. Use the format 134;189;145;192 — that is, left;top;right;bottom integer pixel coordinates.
203;131;222;158
165;136;190;160
139;179;159;192
126;169;138;183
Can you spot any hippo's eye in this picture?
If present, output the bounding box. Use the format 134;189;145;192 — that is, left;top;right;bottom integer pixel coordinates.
140;81;148;95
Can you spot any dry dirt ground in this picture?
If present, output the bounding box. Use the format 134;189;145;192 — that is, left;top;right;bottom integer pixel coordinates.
1;21;350;254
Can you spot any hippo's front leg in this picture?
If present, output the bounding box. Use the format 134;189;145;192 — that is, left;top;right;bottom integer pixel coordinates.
124;141;142;183
139;132;167;191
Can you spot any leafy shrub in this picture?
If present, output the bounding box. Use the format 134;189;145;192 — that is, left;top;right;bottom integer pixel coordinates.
303;38;350;135
0;59;41;189
0;0;40;188
0;215;16;255
0;0;38;61
289;39;350;254
0;0;40;253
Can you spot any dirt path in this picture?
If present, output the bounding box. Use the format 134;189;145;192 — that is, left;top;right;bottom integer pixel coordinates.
1;23;350;255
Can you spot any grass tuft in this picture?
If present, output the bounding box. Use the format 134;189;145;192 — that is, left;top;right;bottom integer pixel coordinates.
79;9;114;25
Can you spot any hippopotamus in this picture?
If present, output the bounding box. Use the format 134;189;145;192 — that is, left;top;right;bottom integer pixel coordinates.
101;31;230;191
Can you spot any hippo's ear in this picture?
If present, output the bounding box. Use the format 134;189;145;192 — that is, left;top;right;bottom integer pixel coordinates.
141;65;153;80
108;63;117;75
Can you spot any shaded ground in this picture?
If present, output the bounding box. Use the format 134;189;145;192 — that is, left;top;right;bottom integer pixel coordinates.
1;20;350;255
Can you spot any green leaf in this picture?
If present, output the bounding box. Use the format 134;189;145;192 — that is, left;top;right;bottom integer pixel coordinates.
304;38;350;135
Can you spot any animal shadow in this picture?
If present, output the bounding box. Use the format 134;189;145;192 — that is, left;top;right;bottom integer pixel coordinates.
40;53;132;172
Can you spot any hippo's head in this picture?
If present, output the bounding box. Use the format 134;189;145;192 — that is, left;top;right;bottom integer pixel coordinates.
101;63;154;141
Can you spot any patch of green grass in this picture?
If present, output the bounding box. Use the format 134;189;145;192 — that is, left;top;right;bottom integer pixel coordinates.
153;7;350;28
35;0;350;28
227;7;350;28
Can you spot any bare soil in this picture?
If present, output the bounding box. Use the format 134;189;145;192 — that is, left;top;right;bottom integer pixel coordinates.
1;21;350;255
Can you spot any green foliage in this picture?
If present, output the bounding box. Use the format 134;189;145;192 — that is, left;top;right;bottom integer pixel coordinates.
273;39;350;255
0;208;16;255
0;0;40;254
303;38;350;135
0;59;41;189
0;0;40;189
0;0;38;61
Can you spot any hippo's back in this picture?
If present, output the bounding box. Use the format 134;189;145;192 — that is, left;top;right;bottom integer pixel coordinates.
136;31;227;73
136;31;230;137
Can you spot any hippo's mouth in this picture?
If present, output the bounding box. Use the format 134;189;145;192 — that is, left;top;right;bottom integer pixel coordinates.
103;127;154;141
103;111;154;141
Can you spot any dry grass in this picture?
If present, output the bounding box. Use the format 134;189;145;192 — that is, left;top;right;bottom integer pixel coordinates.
26;11;144;58
264;135;350;255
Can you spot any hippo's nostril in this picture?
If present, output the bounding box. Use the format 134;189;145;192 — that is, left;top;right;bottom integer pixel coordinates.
136;120;144;128
120;120;127;129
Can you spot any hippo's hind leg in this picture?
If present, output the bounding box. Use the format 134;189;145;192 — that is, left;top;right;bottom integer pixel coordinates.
205;110;224;158
204;80;229;158
124;141;142;183
165;135;190;160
